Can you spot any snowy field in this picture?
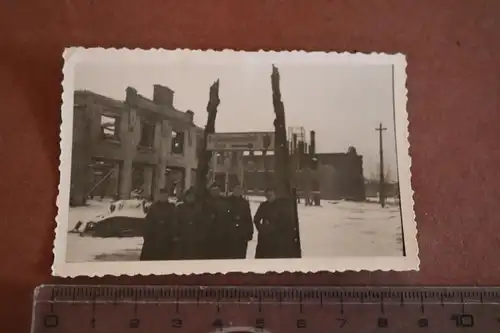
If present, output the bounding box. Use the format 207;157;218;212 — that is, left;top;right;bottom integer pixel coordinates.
65;197;403;262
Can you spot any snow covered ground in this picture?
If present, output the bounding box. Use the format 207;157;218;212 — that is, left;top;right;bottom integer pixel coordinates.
65;197;403;262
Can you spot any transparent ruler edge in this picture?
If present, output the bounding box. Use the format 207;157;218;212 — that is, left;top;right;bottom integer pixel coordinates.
33;285;500;305
31;285;500;333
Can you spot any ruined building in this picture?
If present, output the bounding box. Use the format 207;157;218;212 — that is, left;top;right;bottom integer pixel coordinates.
70;85;203;206
208;128;366;201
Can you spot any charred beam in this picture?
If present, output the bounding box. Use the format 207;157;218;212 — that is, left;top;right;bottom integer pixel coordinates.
270;65;302;258
195;80;220;198
271;65;292;198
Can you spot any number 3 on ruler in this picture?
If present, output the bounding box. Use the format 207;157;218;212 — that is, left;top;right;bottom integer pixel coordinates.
171;318;183;328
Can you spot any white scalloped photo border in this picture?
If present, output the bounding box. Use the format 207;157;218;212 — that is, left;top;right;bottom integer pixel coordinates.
53;48;417;277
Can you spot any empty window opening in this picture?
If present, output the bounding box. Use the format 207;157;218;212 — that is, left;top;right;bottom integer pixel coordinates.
100;115;119;140
171;130;185;154
139;121;156;148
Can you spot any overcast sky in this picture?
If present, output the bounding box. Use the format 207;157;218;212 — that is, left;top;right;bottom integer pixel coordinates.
74;52;398;181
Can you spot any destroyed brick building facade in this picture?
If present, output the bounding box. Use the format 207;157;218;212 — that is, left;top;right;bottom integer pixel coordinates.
70;85;202;206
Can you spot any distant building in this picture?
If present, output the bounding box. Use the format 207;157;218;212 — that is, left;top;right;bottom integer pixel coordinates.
70;85;203;206
315;151;366;201
210;148;366;201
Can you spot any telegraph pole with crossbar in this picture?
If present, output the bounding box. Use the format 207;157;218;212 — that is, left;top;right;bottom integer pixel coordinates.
376;123;387;208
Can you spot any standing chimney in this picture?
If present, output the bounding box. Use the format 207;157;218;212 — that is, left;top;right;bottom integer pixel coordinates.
153;85;174;107
125;87;138;105
185;110;194;123
309;130;316;155
292;133;298;155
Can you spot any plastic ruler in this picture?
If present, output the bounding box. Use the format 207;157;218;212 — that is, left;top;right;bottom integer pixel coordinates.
32;285;500;332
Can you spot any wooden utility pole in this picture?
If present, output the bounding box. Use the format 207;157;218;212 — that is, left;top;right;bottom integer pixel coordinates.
375;123;387;208
310;130;317;205
195;80;220;198
292;133;298;191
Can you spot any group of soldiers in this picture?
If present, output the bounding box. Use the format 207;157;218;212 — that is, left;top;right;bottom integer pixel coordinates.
140;184;289;261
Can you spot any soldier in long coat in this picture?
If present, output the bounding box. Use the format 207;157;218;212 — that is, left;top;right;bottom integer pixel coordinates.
175;187;205;260
226;185;254;259
140;189;178;261
204;184;231;259
253;188;280;259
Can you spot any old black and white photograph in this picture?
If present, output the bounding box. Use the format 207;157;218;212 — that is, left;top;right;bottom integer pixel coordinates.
53;49;417;276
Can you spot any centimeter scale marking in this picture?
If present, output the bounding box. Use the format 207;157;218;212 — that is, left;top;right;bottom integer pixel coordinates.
32;285;500;333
